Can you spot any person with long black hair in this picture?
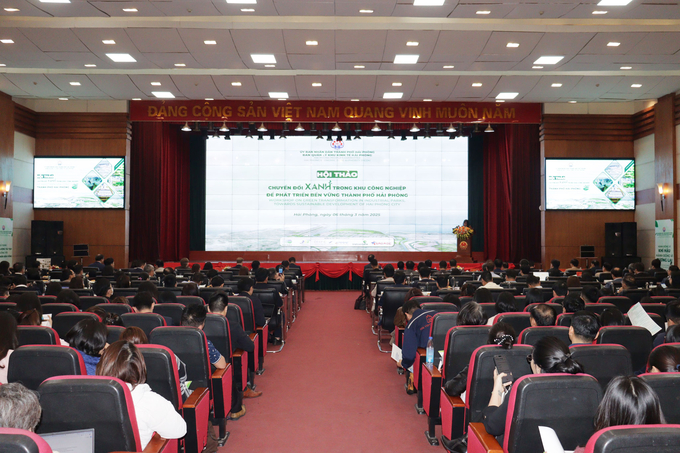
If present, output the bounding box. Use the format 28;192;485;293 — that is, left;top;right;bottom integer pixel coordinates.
0;312;18;384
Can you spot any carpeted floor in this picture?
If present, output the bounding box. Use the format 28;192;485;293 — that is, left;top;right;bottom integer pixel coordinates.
220;290;439;452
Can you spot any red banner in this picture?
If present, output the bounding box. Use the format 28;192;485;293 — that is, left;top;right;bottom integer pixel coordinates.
129;100;541;124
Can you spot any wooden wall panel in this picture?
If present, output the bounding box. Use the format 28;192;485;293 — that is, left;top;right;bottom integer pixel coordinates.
33;112;130;266
14;103;36;138
0;93;15;220
655;94;676;220
633;106;655;140
541;114;635;268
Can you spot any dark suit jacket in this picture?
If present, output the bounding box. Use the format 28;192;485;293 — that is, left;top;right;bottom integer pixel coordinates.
228;318;254;353
253;282;283;308
89;262;105;271
238;291;266;327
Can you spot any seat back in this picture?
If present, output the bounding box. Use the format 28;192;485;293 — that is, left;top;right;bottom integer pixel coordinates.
0;428;53;453
16;326;59;346
584;303;617;315
107;325;125;344
412;296;444;304
95;303;132;315
380;287;411;332
624;288;651;303
494;312;532;333
489;288;517;301
640;303;667;320
598;296;635;313
226;304;246;330
71;289;94;297
52;312;100;339
153;303;184;327
570;344;633;392
557;313;573;327
523;287;553;302
79;296;108;311
137;344;182;410
417;281;438;293
37;376;142;453
0;302;17;311
111;288;138;298
640;372;680;424
228;296;256;333
518;326;570;346
651;296;677;304
150;327;211;389
478;303;497;319
584;425;680;453
175;296;205;307
429;313;459;366
8;346;85;390
41;303;78;316
376;280;395;295
420;302;459;313
252;289;277;320
504;374;602;453
203;314;233;361
466;345;533;424
442;326;492;381
199;287;227;303
624;312;664;329
120;313;167;338
597;326;653;370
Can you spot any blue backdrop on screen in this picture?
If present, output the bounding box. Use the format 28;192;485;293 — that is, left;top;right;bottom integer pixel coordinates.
204;136;469;252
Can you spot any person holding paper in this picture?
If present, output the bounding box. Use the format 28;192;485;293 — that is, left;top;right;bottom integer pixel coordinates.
482;337;583;442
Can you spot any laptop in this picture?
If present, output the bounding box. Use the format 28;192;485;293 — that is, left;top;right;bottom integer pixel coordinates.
41;428;95;453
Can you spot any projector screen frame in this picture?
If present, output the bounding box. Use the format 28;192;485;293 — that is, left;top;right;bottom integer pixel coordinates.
544;157;636;211
33;155;127;210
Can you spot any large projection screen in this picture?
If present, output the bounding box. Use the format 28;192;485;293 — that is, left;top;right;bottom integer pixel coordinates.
545;158;635;210
34;157;126;209
205;135;469;251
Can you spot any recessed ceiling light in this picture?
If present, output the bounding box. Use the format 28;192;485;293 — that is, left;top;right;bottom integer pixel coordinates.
122;8;137;12
354;65;365;69
241;8;254;12
227;0;256;3
592;10;608;14
392;82;402;87
476;10;491;14
359;9;373;13
551;83;563;87
205;98;214;101
443;65;454;69
269;92;288;99
40;0;70;3
532;65;543;69
312;82;322;87
3;8;19;12
174;63;186;67
102;40;116;45
306;40;318;46
496;100;505;103
132;98;141;101
0;64;5;67
231;82;242;86
423;99;432;102
534;56;564;65
351;99;360;101
472;82;483;87
264;64;275;68
151;82;162;86
597;0;632;5
607;42;621;47
69;82;81;86
620;66;632;70
152;92;175;99
631;84;642;88
251;54;276;64
383;92;403;99
0;39;14;44
394;54;419;64
204;40;217;45
414;0;445;5
106;53;136;63
59;97;68;100
84;64;96;67
496;92;519;100
506;42;520;48
406;41;419;46
569;101;577;103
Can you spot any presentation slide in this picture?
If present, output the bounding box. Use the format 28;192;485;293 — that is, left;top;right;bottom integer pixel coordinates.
34;157;125;209
205;135;468;251
545;159;635;210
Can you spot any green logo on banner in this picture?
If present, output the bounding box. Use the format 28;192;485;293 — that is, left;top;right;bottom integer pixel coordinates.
317;170;358;179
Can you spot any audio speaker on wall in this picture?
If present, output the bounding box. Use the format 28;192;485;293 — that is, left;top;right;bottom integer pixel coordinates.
604;222;637;258
30;220;64;256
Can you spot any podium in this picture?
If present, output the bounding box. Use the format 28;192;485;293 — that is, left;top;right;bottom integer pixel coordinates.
455;234;473;263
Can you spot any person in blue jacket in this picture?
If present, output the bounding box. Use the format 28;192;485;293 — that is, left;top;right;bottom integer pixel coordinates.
400;299;435;372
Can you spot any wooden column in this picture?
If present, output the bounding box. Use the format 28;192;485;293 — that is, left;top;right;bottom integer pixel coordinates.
0;93;15;220
654;94;676;221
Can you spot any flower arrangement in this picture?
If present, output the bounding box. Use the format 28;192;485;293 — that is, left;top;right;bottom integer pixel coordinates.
452;225;474;240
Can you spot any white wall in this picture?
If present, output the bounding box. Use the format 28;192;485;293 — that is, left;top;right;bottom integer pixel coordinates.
12;132;34;265
634;134;655;267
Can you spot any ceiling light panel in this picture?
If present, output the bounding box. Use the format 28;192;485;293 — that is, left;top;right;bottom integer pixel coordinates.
106;53;136;62
152;91;175;98
226;0;256;3
597;0;632;5
533;56;564;65
414;0;445;5
251;54;277;64
269;92;288;98
383;92;403;99
496;92;519;100
394;54;419;64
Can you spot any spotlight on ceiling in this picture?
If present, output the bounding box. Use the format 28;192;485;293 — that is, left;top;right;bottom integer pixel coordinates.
181;122;191;132
371;123;381;132
410;123;420;133
219;122;228;132
295;123;305;132
446;123;456;133
332;122;342;132
257;123;267;132
485;123;494;133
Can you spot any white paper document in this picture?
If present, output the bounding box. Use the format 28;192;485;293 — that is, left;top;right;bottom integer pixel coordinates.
539;426;574;453
627;302;663;336
391;344;402;363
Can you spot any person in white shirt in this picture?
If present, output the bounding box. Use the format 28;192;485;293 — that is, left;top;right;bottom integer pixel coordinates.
96;340;187;449
480;271;502;289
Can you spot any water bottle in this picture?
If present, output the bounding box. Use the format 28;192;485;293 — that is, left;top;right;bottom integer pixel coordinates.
426;336;434;365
